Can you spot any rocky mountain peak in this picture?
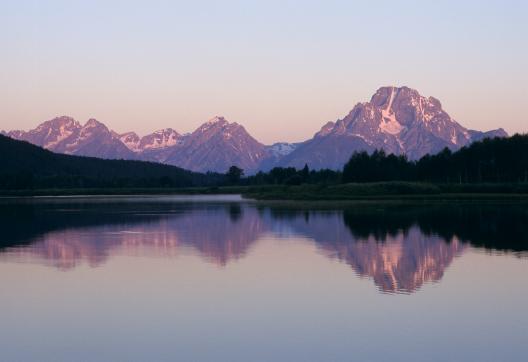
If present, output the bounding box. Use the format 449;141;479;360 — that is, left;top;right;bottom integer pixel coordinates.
370;86;429;107
16;116;82;149
207;116;227;124
77;119;111;142
35;116;80;132
161;116;267;173
194;116;245;138
331;85;462;142
200;116;231;130
278;86;508;169
84;118;107;130
139;128;182;150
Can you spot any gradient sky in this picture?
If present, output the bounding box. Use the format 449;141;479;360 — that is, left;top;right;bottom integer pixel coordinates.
1;0;527;144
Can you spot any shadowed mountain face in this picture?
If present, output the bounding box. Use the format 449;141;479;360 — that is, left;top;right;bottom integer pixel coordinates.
1;198;526;293
2;86;506;172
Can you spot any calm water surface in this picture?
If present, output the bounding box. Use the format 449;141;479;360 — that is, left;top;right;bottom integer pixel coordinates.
0;195;527;362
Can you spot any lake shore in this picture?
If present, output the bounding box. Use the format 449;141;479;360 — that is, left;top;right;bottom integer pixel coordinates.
1;182;528;200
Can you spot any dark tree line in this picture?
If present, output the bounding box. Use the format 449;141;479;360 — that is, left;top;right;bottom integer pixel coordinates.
342;134;528;183
342;150;410;182
243;164;341;186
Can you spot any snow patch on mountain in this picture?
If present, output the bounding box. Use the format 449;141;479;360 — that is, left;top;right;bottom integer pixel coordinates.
379;87;404;135
268;142;297;157
119;132;141;152
140;129;181;150
44;127;73;148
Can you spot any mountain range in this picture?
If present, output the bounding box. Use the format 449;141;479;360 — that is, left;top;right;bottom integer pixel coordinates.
2;86;507;173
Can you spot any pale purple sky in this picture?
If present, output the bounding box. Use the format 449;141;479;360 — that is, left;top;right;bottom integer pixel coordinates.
1;0;527;144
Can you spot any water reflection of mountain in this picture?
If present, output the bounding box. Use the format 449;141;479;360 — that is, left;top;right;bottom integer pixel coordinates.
269;210;465;293
1;199;526;293
329;229;463;294
0;201;264;268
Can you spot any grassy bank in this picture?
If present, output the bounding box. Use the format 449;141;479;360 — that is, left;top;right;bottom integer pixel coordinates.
241;182;528;200
1;182;528;200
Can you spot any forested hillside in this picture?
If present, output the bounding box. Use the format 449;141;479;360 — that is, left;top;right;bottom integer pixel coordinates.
342;134;528;183
0;135;223;189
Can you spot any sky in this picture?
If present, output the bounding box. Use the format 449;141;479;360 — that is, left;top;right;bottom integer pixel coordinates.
0;0;527;144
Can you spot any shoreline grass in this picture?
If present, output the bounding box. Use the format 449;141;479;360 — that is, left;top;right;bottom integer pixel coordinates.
242;182;528;201
1;182;528;200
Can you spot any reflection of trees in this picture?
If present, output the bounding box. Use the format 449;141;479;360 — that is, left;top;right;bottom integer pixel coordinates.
0;201;160;250
341;203;528;252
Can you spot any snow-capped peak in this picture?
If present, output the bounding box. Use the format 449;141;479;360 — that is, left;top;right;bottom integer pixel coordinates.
138;128;182;150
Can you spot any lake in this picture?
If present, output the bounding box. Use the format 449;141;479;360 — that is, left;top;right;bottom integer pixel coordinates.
0;195;527;362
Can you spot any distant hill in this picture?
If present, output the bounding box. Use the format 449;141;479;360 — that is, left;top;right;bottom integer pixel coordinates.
0;135;221;189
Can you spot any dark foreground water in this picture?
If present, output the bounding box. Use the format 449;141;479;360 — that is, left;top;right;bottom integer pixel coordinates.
0;195;527;362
